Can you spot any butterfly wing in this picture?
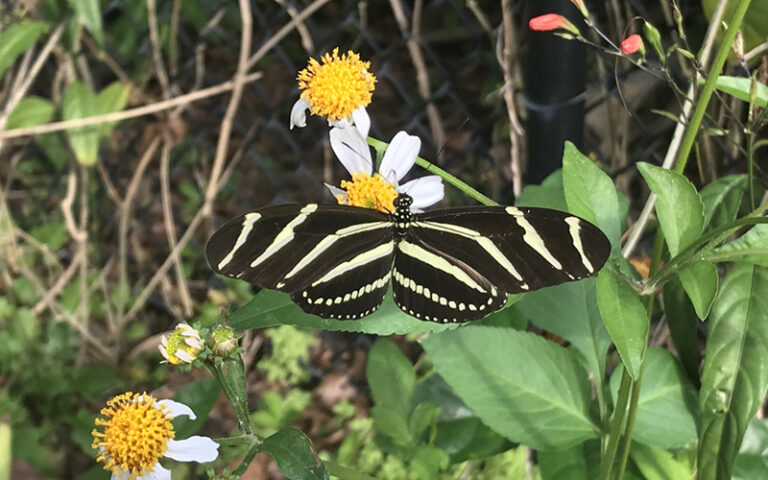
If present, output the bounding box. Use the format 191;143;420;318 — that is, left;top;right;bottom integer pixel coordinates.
409;205;610;294
206;204;393;299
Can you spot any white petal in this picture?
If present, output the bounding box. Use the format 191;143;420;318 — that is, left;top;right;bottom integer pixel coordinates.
158;343;169;361
111;471;130;480
325;183;348;202
157;399;196;420
330;118;353;129
330;126;372;175
351;107;371;138
165;437;220;463
380;131;420;183
289;98;310;129
400;175;444;210
140;464;171;480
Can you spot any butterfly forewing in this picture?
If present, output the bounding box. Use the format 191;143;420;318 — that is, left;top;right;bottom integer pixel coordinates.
205;204;392;293
410;206;610;294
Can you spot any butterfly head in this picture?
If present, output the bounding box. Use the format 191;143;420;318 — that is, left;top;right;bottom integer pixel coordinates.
392;194;413;234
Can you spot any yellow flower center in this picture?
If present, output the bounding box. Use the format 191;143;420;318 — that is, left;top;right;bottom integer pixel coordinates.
297;48;376;121
339;173;397;213
92;392;174;479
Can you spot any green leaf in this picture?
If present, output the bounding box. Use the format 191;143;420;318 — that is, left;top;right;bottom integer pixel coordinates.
609;349;698;448
698;264;768;480
261;428;329;480
408;401;440;439
562;141;622;252
370;405;412;444
230;289;458;335
710;75;768;107
422;326;597;449
636;162;704;257
677;261;718;320
596;269;648;379
516;278;610;387
733;419;768;480
6;96;55;129
62;81;100;166
700;175;747;232
630;442;696;480
662;278;701;385
172;379;220;438
66;0;104;45
517;169;567;211
96;82;130;136
0;22;49;78
702;224;768;268
409;445;450;480
367;338;414;412
412;374;510;462
539;441;600;480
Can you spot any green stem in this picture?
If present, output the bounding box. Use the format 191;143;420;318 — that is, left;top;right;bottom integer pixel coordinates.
206;356;254;435
614;361;646;479
366;137;497;206
600;369;633;479
325;460;378;480
232;435;263;476
672;0;753;175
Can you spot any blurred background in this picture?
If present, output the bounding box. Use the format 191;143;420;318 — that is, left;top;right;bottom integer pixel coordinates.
0;0;765;478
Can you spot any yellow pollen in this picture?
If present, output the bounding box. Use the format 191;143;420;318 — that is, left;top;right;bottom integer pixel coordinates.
91;392;174;480
297;47;376;122
338;173;397;213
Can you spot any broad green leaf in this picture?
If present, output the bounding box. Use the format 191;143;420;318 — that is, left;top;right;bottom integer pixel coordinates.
562;141;622;252
630;442;696;480
367;338;414;418
412;374;510;462
408;401;440;439
62;81;100;166
6;96;55;129
230;289;457;335
698;264;768;480
636;162;704;257
261;428;329;480
709;75;768;107
0;421;9;480
409;445;450;479
677;261;718;319
539;441;601;480
422;326;597;449
702;0;768;53
370;406;411;444
516;278;610;388
702;224;768;268
609;349;698;448
96;82;130;136
662;278;700;385
172;379;220;438
67;0;104;45
517;169;567;211
700;175;747;232
0;22;49;78
596;269;648;379
733;419;768;480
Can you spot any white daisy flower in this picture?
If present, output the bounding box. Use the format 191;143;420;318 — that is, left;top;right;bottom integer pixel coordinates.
290;48;375;138
92;392;219;480
159;323;203;365
328;126;444;213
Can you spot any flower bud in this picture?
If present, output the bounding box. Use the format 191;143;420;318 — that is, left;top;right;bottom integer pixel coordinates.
620;34;645;56
159;323;203;365
528;14;580;36
208;326;238;357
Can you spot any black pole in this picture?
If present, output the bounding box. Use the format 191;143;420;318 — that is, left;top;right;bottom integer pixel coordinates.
524;0;587;186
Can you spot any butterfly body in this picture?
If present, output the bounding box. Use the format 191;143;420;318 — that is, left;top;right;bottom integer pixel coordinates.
206;194;610;323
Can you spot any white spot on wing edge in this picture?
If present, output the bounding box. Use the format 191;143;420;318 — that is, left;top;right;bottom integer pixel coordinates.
565;217;594;273
217;213;262;270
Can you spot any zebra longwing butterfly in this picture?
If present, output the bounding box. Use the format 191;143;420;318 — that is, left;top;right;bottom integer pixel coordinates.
206;194;610;323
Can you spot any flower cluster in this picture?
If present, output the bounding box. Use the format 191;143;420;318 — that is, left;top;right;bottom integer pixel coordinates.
290;48;444;212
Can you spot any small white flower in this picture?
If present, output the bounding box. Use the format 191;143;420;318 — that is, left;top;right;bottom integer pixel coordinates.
328;126;444;213
92;392;219;480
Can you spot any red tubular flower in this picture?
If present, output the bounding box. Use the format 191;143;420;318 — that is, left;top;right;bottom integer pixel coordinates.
620;34;645;55
528;14;579;35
